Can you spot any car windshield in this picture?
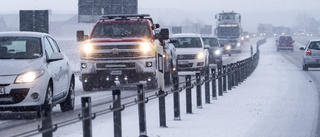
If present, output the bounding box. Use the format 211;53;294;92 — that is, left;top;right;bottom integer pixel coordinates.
0;37;42;59
173;37;202;48
202;37;219;47
91;22;151;38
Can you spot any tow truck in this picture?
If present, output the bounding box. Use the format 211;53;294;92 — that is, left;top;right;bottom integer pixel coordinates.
76;14;175;91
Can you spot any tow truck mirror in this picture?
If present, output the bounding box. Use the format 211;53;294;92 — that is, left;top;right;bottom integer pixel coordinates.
156;28;169;40
77;30;88;42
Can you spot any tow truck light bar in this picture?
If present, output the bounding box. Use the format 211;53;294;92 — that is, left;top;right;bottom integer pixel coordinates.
101;14;150;20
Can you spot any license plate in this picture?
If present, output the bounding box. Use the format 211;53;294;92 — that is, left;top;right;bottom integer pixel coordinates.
110;70;122;75
178;61;189;65
0;87;5;95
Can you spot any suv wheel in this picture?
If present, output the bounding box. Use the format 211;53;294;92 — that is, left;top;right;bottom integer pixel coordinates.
60;77;75;112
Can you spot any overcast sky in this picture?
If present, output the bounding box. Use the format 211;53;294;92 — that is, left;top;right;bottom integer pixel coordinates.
0;0;319;32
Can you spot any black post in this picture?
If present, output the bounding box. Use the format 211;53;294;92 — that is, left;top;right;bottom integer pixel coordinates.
113;89;122;137
173;76;181;120
211;68;217;99
196;72;202;108
137;84;148;137
40;104;53;137
235;62;239;86
185;75;192;113
231;63;235;88
218;66;223;96
227;64;232;91
158;88;167;127
81;97;92;137
205;67;210;104
223;65;227;93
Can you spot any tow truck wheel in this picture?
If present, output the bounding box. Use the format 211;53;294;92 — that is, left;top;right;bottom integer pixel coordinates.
147;77;157;89
82;75;93;91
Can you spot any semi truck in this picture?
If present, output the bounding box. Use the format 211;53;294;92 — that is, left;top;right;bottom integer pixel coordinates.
215;11;242;53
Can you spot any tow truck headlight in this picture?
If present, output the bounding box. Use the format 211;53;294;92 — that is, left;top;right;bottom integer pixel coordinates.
140;42;153;55
237;43;241;47
15;70;45;83
214;50;221;56
197;52;204;59
83;43;93;54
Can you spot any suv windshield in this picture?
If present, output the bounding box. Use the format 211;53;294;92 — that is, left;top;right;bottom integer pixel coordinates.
91;22;151;38
202;37;219;47
0;37;42;59
173;37;202;48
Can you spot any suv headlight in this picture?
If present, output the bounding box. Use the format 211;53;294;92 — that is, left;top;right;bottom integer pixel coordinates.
15;70;45;83
214;50;221;56
197;52;204;59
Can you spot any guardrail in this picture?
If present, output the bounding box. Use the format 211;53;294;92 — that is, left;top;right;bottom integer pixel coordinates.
11;38;266;137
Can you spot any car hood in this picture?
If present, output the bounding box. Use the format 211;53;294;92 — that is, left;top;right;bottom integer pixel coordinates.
0;58;44;75
175;48;204;55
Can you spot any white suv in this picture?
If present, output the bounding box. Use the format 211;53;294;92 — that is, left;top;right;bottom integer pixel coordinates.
0;32;75;115
171;33;209;72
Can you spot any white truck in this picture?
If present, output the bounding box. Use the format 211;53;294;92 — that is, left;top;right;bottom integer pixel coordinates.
215;11;242;53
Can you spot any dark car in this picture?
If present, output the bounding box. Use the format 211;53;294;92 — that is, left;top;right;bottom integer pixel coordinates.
276;35;294;52
202;36;223;67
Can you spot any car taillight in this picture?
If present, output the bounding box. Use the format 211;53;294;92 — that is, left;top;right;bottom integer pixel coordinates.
277;43;280;46
306;50;312;55
291;44;293;46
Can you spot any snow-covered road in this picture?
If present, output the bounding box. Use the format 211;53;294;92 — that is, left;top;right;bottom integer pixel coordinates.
50;38;319;137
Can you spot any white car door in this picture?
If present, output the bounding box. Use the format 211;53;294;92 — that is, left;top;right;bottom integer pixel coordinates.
44;37;68;99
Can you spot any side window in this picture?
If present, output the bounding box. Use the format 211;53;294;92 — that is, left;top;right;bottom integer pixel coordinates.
44;38;54;57
46;37;60;52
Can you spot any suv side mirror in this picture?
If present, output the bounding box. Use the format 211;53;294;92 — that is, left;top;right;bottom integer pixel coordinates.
77;30;88;42
169;38;177;43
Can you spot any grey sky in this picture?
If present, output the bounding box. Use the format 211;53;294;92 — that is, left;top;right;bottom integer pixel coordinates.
0;0;319;32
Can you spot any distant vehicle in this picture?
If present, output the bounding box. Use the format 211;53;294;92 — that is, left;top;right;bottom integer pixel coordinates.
276;35;294;52
170;33;209;73
202;36;223;67
215;11;242;53
300;39;320;71
0;32;75;116
76;14;173;90
218;39;232;56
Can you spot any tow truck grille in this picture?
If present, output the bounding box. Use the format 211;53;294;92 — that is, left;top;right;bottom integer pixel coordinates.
95;45;138;49
92;52;139;58
96;63;135;68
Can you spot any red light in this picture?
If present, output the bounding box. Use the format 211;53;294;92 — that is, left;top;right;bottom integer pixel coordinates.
306;50;312;55
291;44;293;46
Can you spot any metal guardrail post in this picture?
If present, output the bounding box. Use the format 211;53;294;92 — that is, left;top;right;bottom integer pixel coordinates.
113;89;122;137
211;68;217;99
137;84;148;137
185;75;192;113
218;66;223;96
173;76;181;120
81;97;92;137
40;104;53;137
158;88;167;127
205;67;210;104
235;62;239;86
227;64;232;91
223;65;227;93
196;72;202;108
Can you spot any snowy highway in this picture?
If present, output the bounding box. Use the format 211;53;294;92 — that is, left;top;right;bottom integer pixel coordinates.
0;36;319;137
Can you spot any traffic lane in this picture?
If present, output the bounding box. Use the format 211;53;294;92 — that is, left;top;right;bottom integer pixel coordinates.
276;39;320;136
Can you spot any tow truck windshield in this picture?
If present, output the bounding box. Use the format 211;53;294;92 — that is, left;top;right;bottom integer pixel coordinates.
91;22;151;38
